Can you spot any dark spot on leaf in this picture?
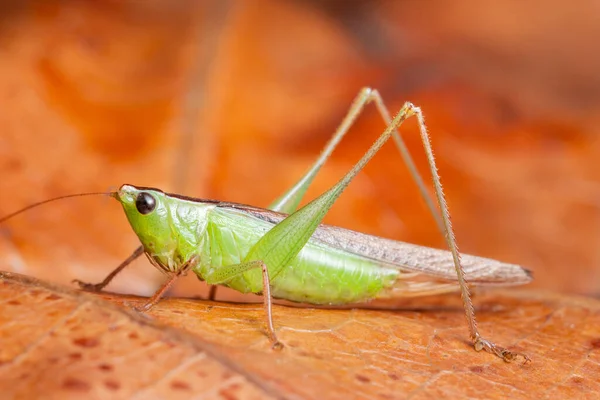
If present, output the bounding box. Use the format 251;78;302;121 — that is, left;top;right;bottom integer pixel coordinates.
435;336;448;345
571;376;584;385
590;338;600;349
170;380;191;391
470;365;484;373
62;377;91;391
69;352;82;360
221;371;234;380
128;331;139;340
298;350;322;359
388;373;400;381
29;290;42;296
104;379;121;391
219;383;242;400
355;374;371;383
7;300;20;305
45;294;62;301
73;337;100;348
98;363;113;372
171;310;183;314
4;158;22;172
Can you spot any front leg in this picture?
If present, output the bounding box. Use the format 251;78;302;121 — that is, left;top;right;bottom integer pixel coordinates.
205;260;283;350
74;246;145;292
135;256;198;312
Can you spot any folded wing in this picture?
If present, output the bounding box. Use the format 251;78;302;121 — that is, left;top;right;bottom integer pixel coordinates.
221;203;532;286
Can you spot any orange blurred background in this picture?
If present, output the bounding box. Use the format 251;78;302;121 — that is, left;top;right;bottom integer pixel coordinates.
0;0;598;299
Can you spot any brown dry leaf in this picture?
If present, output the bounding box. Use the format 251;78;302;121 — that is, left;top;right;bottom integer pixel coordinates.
1;271;600;399
0;271;276;400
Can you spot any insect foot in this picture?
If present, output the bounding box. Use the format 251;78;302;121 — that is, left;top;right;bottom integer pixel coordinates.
133;301;156;313
271;341;284;351
474;335;531;364
72;279;104;292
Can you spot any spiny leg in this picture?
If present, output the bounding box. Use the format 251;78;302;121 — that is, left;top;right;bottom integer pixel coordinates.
369;90;444;232
205;260;282;349
73;246;144;292
394;106;529;363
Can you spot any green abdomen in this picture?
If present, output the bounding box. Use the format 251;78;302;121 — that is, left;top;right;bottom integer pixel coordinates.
196;208;399;305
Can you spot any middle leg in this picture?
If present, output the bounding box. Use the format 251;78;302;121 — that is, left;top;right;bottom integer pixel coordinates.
205;260;282;349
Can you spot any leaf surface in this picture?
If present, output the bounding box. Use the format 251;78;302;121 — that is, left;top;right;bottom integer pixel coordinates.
1;271;599;399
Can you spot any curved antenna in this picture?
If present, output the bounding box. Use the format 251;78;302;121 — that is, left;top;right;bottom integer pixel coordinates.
0;192;116;224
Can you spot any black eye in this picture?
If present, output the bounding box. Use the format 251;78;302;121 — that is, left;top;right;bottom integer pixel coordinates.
135;192;156;215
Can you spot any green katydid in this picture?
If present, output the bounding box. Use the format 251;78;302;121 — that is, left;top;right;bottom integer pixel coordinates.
0;88;532;362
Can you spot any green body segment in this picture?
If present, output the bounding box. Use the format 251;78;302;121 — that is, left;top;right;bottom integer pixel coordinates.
119;187;400;305
203;207;399;304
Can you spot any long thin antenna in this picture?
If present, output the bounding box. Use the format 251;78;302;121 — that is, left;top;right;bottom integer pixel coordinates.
0;192;116;224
